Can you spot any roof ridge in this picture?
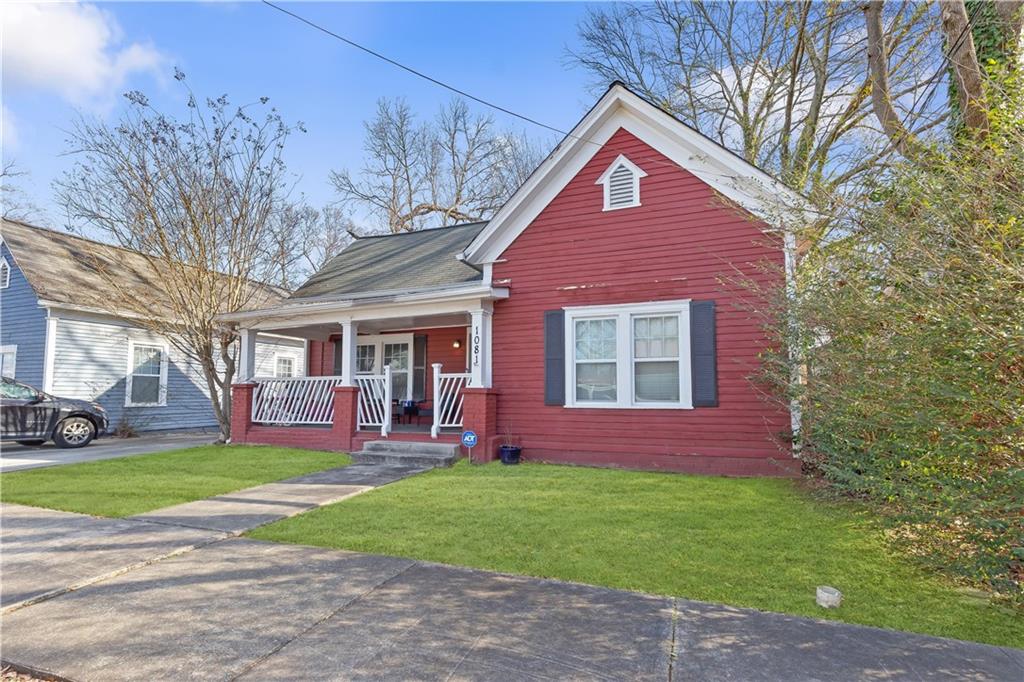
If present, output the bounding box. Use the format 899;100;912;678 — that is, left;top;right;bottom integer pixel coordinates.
2;218;154;259
353;221;487;241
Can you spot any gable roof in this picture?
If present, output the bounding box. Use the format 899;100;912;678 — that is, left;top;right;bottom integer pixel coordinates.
463;82;811;264
0;218;284;317
288;222;486;301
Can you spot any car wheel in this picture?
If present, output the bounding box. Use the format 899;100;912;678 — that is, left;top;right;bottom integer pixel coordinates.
53;417;96;449
15;439;46;446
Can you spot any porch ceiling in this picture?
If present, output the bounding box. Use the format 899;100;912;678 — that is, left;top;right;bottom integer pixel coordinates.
254;312;470;340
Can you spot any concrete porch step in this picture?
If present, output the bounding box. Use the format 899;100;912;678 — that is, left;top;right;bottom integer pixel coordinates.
352;440;459;468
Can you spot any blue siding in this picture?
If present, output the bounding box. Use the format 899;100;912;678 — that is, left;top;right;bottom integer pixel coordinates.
0;242;48;388
50;313;305;432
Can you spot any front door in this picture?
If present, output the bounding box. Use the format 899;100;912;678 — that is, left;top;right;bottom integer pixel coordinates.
355;334;413;401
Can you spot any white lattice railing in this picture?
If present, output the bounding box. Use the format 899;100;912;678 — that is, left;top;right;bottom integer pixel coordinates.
431;363;471;438
251;376;343;425
355;365;392;436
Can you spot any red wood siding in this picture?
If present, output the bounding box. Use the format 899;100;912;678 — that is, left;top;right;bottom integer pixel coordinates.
421;326;470;400
307;338;336;376
490;127;790;476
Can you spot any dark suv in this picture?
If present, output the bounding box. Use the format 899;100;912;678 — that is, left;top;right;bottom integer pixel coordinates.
1;377;108;448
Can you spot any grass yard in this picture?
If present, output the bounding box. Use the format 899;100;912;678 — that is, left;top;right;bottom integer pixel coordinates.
0;445;349;517
250;461;1024;648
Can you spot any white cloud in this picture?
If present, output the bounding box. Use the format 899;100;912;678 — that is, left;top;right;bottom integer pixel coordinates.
1;2;165;106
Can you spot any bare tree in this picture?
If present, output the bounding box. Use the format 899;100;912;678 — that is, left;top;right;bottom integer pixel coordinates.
1;161;42;222
263;202;353;290
569;1;944;199
56;71;298;441
332;98;548;234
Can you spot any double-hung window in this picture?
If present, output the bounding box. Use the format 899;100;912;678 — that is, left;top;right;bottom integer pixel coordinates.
566;301;692;408
126;340;168;407
0;345;16;378
274;355;295;378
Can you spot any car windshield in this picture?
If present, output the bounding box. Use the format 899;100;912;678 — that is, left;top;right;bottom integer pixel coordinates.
1;379;40;400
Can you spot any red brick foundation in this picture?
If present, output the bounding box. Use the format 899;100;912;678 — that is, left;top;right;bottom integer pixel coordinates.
462;387;499;463
230;383;256;444
229;384;359;452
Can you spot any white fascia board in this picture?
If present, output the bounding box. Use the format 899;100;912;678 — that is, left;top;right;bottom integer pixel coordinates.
223;285;510;329
462;84;814;265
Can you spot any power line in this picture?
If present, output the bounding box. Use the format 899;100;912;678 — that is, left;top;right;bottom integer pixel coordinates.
260;1;573;139
905;1;983;128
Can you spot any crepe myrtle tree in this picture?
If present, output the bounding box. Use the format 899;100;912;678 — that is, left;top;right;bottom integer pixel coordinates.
57;70;302;441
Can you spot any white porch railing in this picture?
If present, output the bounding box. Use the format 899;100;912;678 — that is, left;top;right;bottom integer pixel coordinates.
355;365;392;436
431;363;472;438
251;376;344;425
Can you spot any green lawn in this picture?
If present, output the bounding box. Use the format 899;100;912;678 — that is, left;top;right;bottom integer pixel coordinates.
250;461;1023;648
0;445;349;517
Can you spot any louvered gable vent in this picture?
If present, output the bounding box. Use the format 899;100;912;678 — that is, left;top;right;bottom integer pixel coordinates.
596;154;648;211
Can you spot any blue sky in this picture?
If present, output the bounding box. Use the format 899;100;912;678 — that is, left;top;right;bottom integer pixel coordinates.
3;2;602;228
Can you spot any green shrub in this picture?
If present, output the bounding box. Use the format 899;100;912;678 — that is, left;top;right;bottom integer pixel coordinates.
765;73;1024;603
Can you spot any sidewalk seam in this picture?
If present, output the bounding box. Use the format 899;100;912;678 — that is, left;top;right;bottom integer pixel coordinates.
226;560;420;681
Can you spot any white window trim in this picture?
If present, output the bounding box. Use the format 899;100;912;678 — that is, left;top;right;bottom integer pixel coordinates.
595;154;648;212
354;332;414;401
273;353;296;378
564;300;692;409
0;256;10;289
125;339;169;407
0;344;16;378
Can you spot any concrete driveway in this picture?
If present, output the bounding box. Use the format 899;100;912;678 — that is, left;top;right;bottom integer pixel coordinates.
2;496;1020;681
0;429;217;472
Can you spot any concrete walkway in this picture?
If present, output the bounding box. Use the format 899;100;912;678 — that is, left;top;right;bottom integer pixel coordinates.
2;467;1021;681
0;429;218;472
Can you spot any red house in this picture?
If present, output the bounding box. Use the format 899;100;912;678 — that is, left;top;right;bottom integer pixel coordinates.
223;83;805;476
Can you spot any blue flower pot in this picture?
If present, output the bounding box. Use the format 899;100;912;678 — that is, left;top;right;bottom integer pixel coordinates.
498;445;521;465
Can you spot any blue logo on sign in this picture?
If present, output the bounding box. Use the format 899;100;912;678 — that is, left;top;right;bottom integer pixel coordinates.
461;430;478;448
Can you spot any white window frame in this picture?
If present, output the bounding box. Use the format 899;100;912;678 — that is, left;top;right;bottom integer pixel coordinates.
564;300;692;409
274;354;295;378
354;332;414;401
595;154;648;211
125;339;169;407
0;344;16;378
0;256;10;289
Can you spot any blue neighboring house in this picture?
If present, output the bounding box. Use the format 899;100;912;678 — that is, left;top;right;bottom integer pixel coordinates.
0;219;306;432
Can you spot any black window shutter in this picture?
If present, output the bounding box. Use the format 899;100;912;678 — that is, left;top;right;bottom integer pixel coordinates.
413;334;427;401
690;300;718;407
544;310;566;406
332;336;344;376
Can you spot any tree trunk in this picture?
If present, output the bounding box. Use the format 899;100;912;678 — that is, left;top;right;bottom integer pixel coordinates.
938;0;989;136
863;1;933;160
216;335;236;443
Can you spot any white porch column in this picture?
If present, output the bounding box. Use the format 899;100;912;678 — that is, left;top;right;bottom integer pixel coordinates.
238;328;257;382
469;308;492;388
340;319;358;385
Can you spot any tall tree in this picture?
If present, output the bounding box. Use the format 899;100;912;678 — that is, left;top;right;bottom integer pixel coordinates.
569;1;943;199
262;202;353;290
332;98;548;234
1;161;42;222
866;0;1023;151
56;71;298;441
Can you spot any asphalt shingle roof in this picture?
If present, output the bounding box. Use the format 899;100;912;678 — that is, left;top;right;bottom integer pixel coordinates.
289;222;486;300
1;219;284;315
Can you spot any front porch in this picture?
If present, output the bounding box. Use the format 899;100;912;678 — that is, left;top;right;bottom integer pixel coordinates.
226;285;505;460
